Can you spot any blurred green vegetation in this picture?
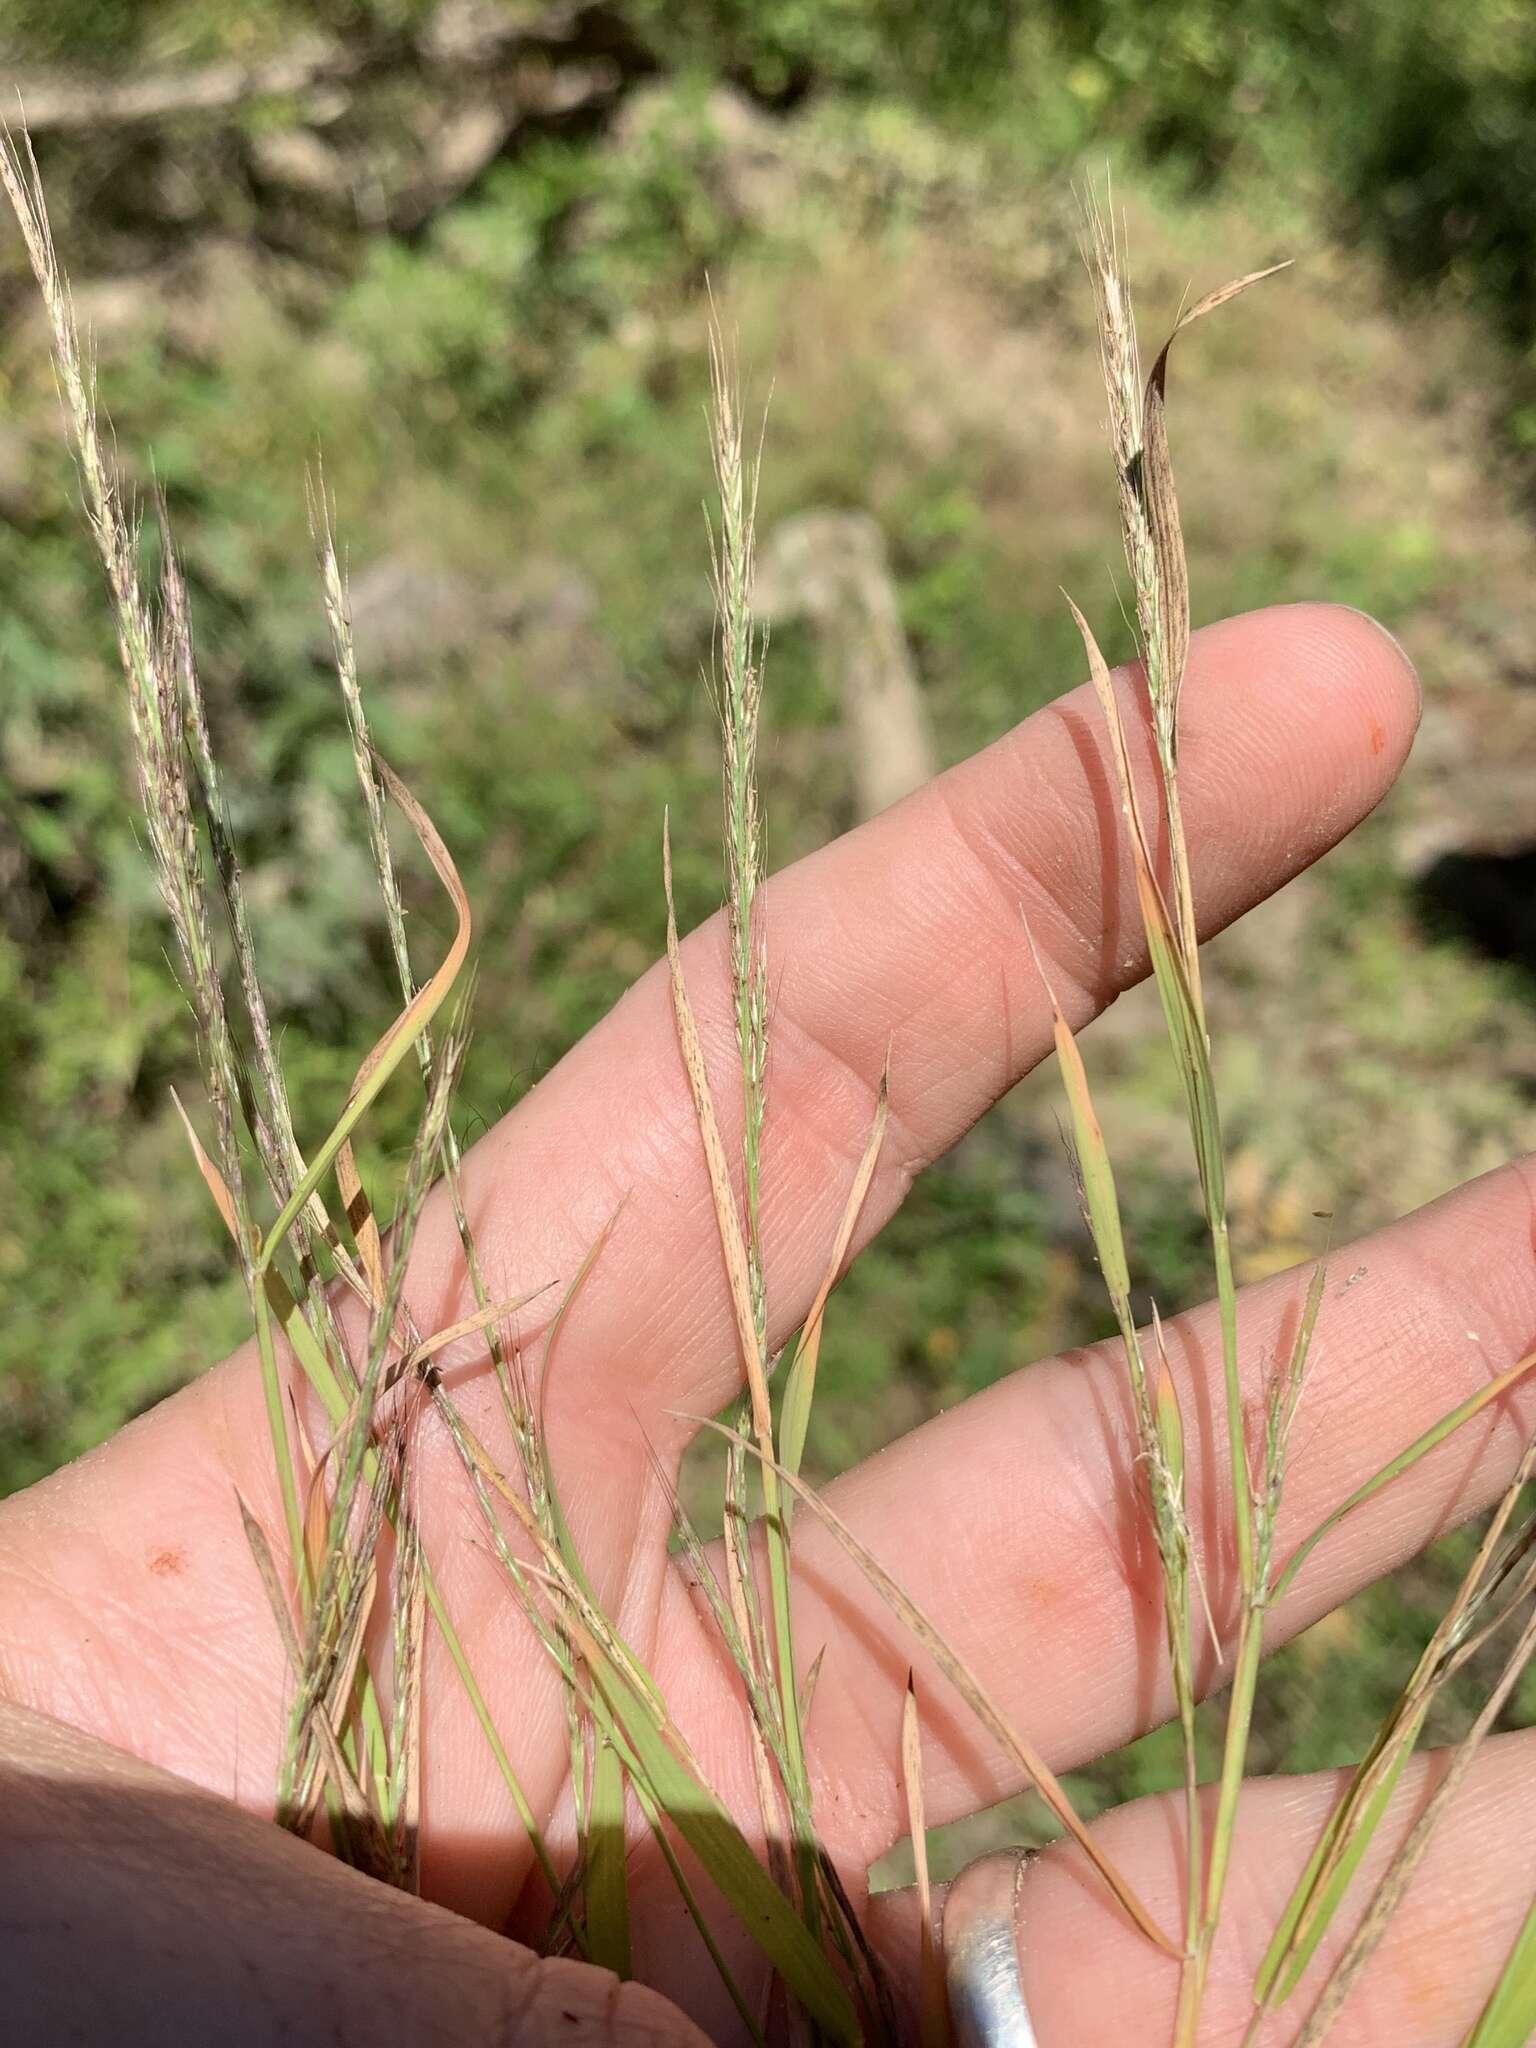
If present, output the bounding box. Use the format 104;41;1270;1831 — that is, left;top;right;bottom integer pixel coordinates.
14;0;1536;343
4;0;1536;1818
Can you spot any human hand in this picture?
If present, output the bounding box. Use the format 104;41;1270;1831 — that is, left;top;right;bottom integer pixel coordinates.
3;601;1525;2047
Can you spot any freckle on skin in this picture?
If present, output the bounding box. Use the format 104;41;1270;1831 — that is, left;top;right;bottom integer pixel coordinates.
148;1548;186;1577
1369;718;1387;755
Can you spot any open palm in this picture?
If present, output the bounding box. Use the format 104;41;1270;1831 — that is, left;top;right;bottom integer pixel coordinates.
4;602;1531;2047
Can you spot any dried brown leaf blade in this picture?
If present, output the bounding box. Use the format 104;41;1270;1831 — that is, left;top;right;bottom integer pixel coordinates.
903;1678;949;2048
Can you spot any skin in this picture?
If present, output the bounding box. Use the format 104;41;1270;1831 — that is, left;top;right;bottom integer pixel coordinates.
1;600;1531;2044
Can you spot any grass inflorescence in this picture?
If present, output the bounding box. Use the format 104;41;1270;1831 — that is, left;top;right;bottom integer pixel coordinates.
9;116;1536;2048
1069;187;1536;2048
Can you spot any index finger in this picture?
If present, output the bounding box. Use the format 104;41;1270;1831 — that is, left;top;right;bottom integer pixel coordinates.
400;598;1419;1424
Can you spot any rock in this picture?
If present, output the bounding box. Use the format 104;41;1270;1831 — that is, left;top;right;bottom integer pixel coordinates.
609;83;798;232
393;59;620;229
393;95;519;230
65;275;157;346
248;124;345;197
420;1;590;66
703;86;799;229
330;551;613;700
421;0;530;66
754;509;937;818
339;559;488;675
492;555;619;704
488;554;599;636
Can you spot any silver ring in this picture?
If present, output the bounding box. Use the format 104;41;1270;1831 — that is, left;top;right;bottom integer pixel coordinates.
943;1852;1041;2048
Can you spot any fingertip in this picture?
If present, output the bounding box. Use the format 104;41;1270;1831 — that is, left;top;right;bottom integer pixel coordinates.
1220;599;1419;781
1166;601;1420;905
1331;602;1422;713
1282;598;1421;761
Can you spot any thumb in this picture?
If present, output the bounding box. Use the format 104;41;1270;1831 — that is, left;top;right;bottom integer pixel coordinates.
0;1702;701;2047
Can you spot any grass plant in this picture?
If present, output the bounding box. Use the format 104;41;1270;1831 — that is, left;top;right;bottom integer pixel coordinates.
9;119;1536;2046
